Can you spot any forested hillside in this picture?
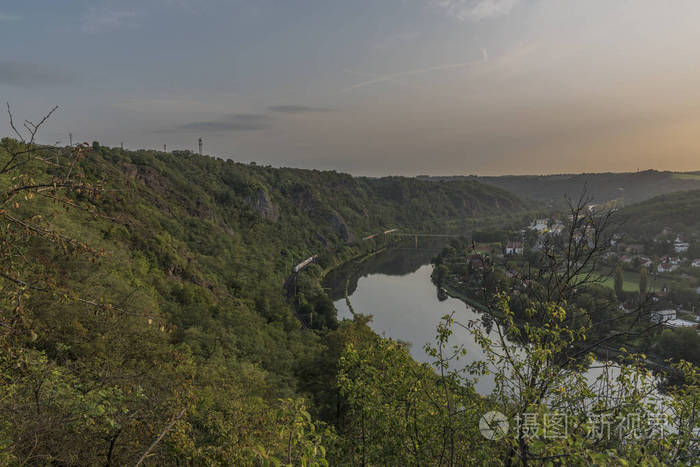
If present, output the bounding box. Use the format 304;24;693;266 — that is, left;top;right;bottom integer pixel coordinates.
616;188;700;236
0;138;523;464
420;170;700;208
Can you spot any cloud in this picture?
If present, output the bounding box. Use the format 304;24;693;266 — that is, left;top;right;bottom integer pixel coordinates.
268;105;332;113
176;114;272;132
0;13;20;22
0;61;73;88
435;0;520;22
80;7;143;33
341;60;481;93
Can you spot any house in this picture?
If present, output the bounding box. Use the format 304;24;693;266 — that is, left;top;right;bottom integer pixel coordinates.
667;318;697;328
531;219;548;233
657;255;681;272
549;221;565;235
692;259;700;268
504;241;524;255
652;309;697;327
650;309;676;324
674;236;690;253
658;262;679;273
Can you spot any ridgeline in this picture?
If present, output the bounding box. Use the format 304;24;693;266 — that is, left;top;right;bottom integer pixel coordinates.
1;141;524;464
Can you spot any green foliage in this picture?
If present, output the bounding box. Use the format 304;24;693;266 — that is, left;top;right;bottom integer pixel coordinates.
614;264;624;300
336;332;498;465
0;131;525;464
617;188;700;236
640;266;648;295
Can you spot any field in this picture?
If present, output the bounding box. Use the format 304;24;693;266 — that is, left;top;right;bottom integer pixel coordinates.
596;270;694;293
597;272;640;292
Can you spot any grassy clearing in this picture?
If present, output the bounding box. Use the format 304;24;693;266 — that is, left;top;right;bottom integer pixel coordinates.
597;273;640;292
595;270;694;293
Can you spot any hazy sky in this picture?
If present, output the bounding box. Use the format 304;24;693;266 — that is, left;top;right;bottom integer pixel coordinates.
3;0;700;176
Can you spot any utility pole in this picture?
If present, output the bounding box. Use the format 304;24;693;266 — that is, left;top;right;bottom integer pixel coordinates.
69;133;72;146
198;138;203;155
163;144;166;152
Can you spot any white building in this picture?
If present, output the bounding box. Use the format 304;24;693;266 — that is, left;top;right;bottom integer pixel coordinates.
667;318;697;328
531;219;548;233
651;309;676;324
650;310;695;327
658;262;679;273
658;256;681;273
504;241;524;255
674;236;690;253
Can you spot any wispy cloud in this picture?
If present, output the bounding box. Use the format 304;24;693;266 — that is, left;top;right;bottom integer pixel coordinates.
80;7;143;33
268;105;332;113
341;60;481;93
0;61;73;88
176;114;272;132
0;13;21;22
435;0;520;22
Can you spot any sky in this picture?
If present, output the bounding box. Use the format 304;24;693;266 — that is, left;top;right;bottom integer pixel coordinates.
3;0;700;176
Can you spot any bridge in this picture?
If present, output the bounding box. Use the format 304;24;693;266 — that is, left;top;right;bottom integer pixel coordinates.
390;233;460;238
391;233;460;248
361;229;460;248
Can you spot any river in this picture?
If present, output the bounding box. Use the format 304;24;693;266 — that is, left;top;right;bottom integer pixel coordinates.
326;247;499;394
325;247;663;401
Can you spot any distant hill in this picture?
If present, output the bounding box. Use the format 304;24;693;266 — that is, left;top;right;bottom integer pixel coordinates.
418;170;700;208
616;188;700;237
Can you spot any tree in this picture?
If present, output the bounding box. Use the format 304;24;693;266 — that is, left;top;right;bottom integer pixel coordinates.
433;263;449;287
424;191;690;464
0;108;194;464
614;264;624;299
336;323;499;465
640;266;648;296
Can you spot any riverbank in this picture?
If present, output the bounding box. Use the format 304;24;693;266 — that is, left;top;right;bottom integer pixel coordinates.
435;275;677;381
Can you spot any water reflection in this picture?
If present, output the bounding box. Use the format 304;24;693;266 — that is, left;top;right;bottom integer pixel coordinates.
328;249;499;394
325;248;438;301
328;248;664;400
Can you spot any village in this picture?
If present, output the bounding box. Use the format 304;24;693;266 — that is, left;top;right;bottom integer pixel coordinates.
524;216;700;329
457;213;700;331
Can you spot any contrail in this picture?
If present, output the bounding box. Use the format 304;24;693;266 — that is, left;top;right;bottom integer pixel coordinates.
341;60;481;93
